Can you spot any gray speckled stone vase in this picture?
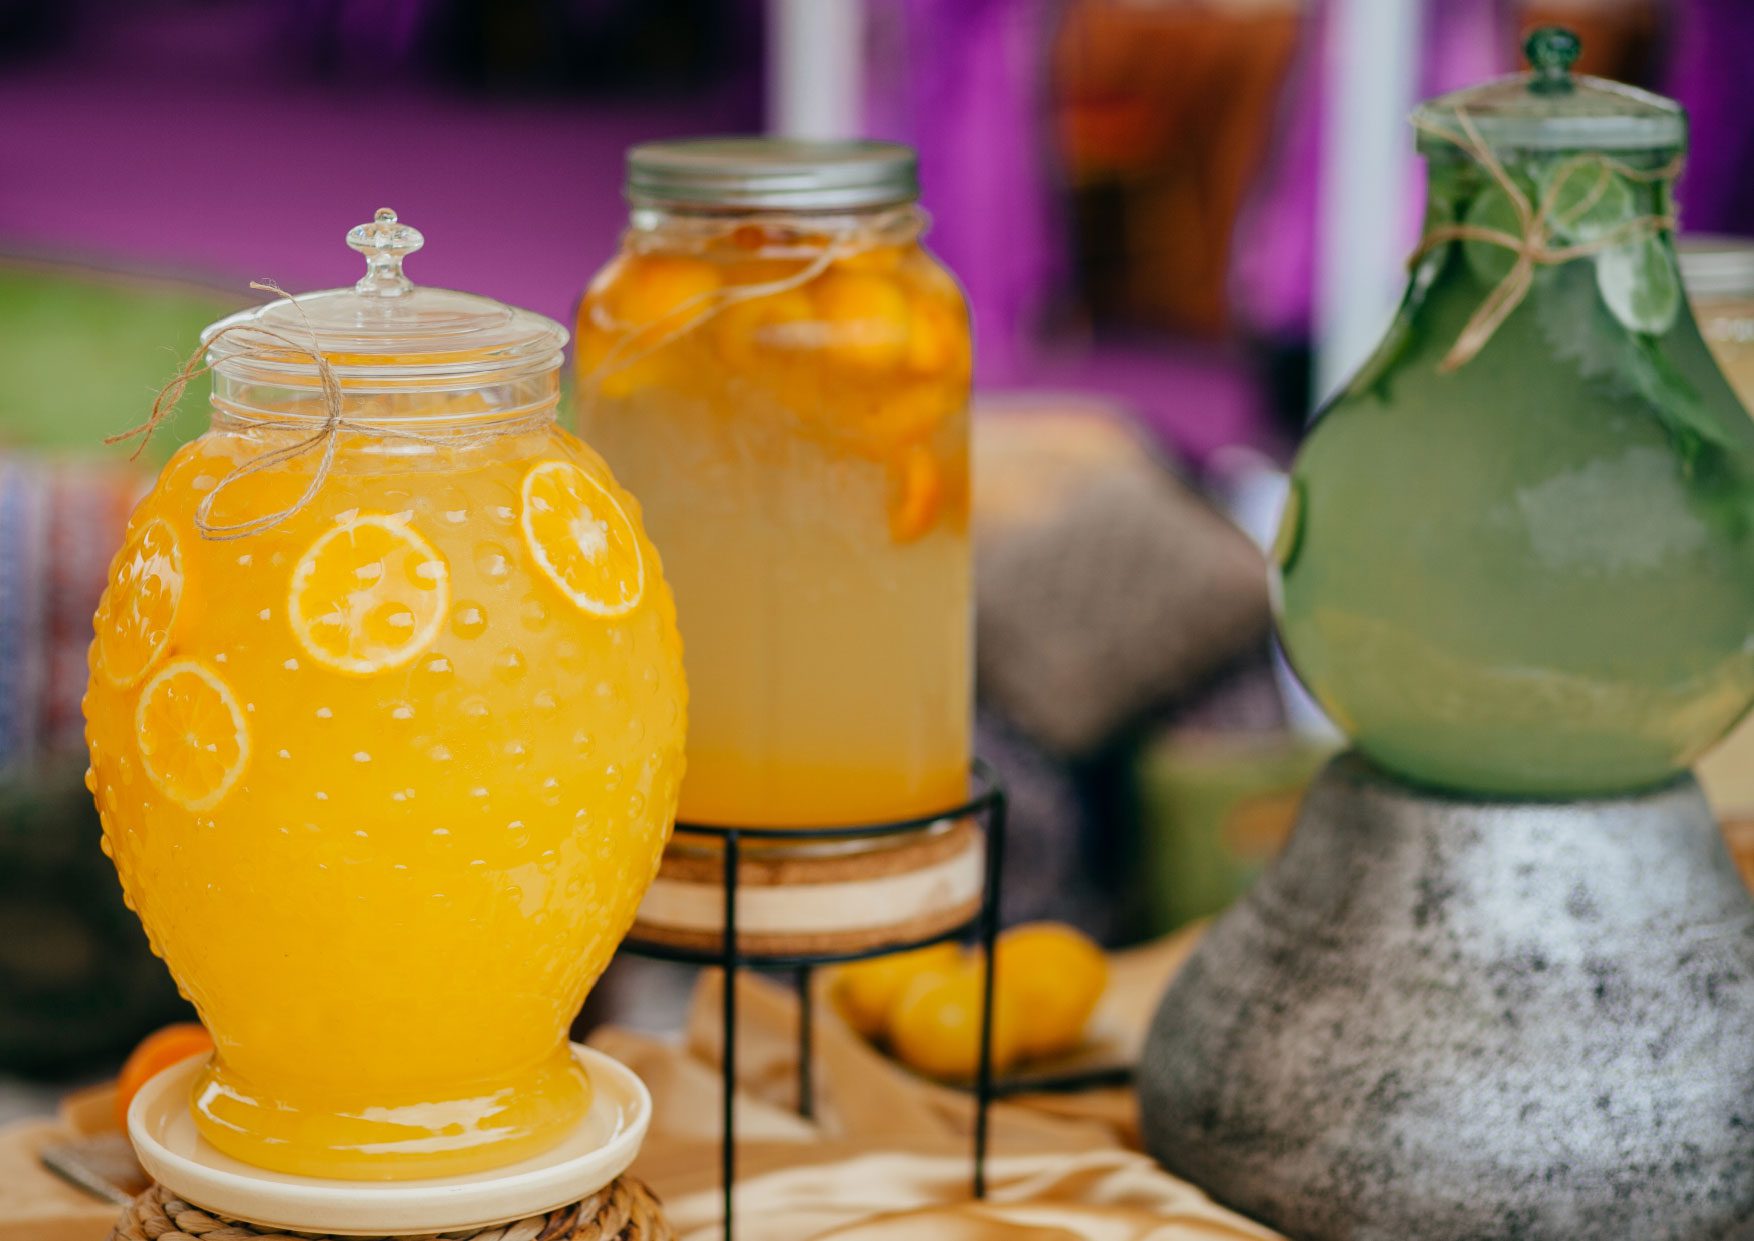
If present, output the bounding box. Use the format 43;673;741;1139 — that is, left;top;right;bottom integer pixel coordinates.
1139;753;1754;1240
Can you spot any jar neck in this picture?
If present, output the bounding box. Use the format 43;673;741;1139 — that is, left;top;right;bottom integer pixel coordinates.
209;370;560;435
624;201;925;251
1421;145;1680;224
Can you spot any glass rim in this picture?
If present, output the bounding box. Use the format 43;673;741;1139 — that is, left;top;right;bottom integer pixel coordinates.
1413;72;1686;154
201;297;569;393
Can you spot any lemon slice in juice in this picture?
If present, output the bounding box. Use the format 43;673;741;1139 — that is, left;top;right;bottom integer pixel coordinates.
96;517;183;688
289;514;450;674
136;660;248;812
520;461;645;617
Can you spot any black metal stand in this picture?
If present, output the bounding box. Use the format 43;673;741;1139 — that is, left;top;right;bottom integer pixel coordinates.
622;759;1008;1241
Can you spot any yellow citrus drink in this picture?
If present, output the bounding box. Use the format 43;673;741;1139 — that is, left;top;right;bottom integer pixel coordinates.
578;140;971;827
83;214;685;1180
85;421;683;1178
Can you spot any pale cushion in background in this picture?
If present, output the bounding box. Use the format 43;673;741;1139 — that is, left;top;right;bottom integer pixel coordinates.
974;406;1271;757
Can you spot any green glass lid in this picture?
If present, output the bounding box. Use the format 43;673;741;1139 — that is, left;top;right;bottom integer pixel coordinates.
1413;27;1684;154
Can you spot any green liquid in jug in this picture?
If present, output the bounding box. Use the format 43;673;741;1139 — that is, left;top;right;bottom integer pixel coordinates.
1276;156;1754;796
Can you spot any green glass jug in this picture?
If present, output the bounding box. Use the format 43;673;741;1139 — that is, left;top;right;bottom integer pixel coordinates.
1275;29;1754;797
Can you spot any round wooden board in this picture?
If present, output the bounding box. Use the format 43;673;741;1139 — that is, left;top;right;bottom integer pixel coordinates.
632;820;985;957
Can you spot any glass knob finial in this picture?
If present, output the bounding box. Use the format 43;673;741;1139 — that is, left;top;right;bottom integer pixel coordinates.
347;207;424;297
1525;26;1581;94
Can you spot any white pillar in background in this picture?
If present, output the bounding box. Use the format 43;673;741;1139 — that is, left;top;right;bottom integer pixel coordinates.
766;0;866;140
1313;0;1423;405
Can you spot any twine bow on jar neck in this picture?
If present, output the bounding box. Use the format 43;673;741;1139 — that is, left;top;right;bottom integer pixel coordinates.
1408;109;1683;372
109;281;544;541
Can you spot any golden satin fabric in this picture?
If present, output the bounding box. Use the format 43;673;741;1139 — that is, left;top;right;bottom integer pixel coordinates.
0;930;1275;1241
590;929;1281;1241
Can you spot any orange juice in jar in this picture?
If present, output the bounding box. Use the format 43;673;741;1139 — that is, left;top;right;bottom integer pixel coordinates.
578;140;971;827
82;212;685;1180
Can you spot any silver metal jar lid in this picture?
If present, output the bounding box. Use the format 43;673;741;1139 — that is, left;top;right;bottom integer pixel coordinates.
625;138;919;211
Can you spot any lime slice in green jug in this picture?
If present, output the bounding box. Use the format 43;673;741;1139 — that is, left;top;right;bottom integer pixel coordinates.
1596;236;1681;335
1461;180;1528;287
1541;159;1636;246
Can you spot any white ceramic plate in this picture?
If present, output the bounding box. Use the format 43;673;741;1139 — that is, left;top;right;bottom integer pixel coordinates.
128;1044;650;1235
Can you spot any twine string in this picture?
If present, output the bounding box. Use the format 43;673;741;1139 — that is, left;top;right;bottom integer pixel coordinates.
1408;109;1683;372
109;281;549;542
110;1179;670;1241
576;207;921;419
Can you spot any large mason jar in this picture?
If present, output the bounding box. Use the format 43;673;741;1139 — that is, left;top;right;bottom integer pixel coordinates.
1275;31;1754;797
577;140;972;827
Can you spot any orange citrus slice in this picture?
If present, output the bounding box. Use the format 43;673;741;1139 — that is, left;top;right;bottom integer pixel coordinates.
520;461;645;617
136;661;248;812
97;517;183;688
289;515;450;674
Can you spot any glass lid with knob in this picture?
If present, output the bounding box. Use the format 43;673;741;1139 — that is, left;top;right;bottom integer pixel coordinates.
203;208;568;394
85;206;686;1183
1413;27;1684;154
1271;27;1754;799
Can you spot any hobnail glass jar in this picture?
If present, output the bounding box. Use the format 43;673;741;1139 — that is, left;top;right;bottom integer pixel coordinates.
83;211;686;1179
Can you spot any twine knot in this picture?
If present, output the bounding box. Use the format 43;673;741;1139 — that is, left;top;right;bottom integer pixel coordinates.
1408;109;1682;372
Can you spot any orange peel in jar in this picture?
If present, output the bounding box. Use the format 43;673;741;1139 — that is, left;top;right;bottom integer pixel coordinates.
887;445;943;543
837;243;906;275
136;660;249;812
96;517;183;688
289;514;451;675
610;255;722;330
906;296;969;378
813;268;911;371
714;288;816;371
521;460;646;617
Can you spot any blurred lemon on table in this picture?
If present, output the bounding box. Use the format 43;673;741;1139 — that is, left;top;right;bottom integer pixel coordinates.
830;922;1108;1079
887;960;1026;1080
995;922;1108;1058
832;941;962;1038
115;1022;212;1130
